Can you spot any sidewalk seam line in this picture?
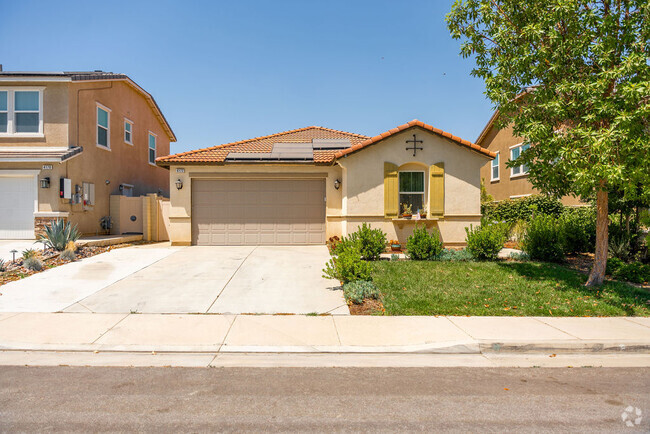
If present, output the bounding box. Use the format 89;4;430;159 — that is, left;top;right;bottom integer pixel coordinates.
60;246;186;313
622;317;650;329
331;316;342;346
218;315;239;352
444;317;477;340
324;303;350;315
532;317;581;339
205;246;257;314
90;313;130;344
207;354;219;367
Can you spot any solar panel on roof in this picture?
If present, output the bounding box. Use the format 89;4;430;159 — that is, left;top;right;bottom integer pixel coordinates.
270;143;314;160
311;139;352;150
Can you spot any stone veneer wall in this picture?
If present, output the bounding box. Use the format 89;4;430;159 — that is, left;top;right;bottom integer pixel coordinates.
34;216;68;237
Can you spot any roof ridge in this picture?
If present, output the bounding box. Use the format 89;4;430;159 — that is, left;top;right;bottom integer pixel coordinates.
157;125;369;162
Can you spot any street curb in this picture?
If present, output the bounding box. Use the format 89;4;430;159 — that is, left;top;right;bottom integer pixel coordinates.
1;340;648;355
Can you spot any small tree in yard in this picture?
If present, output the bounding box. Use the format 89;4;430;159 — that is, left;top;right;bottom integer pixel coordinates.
447;0;649;286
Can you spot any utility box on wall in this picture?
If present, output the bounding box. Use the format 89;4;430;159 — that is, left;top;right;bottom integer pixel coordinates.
59;178;72;200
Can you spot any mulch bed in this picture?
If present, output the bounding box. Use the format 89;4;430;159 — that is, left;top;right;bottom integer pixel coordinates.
349;298;385;315
0;241;152;287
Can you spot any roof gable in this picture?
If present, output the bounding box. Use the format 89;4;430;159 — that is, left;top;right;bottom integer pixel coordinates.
334;120;495;159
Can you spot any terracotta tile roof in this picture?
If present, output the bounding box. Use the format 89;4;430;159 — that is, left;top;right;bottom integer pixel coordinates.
334;119;496;159
157;126;369;165
157;120;494;166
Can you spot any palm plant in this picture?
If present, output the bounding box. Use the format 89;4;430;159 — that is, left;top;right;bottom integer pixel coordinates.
37;219;81;251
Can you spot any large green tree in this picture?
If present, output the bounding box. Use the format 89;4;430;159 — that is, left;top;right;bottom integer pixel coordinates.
447;0;650;285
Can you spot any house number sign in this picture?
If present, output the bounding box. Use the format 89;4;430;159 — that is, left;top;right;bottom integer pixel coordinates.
405;134;423;157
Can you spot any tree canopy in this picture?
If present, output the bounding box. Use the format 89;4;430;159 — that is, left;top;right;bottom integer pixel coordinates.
447;0;649;285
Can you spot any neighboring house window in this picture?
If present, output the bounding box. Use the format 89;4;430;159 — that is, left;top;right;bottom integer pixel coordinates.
148;132;156;164
491;152;500;181
0;88;44;135
399;171;425;214
97;104;111;148
0;91;6;133
82;182;95;207
510;143;530;177
124;119;133;145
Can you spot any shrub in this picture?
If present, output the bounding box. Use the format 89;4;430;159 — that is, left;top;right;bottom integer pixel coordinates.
606;257;624;275
326;236;341;254
348;223;387;260
406;225;443;260
613;262;650;284
465;223;507;260
322;243;372;284
342;280;382;304
608;234;632;262
22;248;39;260
521;215;564;262
38;219;81;251
60;249;76;262
482;194;564;223
439;248;473;262
23;257;43;271
509;251;531;261
559;207;596;254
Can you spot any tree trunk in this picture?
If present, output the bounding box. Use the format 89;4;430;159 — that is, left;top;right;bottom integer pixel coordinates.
587;184;609;286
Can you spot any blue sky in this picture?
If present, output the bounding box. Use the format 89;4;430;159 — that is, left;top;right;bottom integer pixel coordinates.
0;0;494;154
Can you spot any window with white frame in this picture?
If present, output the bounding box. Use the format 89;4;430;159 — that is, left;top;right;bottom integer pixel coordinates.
399;171;425;215
510;143;530;177
124;119;133;145
97;104;110;148
0;88;44;135
148;132;156;164
491;152;500;181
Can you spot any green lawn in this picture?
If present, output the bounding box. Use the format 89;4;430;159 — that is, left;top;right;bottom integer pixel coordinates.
371;261;650;316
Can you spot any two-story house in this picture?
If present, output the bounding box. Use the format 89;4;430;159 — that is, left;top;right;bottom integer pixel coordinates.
0;68;176;238
476;111;583;206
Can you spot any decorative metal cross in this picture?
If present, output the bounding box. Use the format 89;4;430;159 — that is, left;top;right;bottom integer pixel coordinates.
405;134;423;157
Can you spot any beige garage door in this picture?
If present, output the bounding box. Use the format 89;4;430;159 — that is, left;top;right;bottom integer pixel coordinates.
192;179;326;245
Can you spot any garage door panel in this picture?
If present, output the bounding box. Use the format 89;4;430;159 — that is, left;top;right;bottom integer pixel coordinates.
0;176;36;239
192;179;325;245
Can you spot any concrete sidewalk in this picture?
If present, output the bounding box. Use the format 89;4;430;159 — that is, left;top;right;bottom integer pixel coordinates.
0;313;648;354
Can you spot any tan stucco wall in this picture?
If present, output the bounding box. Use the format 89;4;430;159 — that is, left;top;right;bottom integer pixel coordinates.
168;127;489;246
479;124;584;206
0;80;173;236
0;81;69;148
337;128;488;244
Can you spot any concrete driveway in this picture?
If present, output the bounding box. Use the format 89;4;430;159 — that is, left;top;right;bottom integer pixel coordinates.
0;245;348;315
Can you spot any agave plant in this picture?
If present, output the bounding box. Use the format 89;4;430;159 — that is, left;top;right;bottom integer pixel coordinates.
38;219;81;251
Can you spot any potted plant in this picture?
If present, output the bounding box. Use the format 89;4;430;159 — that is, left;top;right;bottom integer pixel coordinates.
401;204;413;219
390;240;401;251
419;205;428;219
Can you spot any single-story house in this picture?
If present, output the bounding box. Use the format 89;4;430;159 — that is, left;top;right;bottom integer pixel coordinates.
156;120;495;246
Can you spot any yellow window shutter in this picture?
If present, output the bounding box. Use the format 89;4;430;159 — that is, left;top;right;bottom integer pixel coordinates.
384;162;399;217
429;162;444;216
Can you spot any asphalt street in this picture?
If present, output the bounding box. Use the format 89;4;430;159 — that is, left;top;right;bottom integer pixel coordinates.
1;366;648;432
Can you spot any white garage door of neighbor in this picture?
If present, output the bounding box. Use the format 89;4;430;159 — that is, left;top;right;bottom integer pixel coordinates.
192;179;326;245
0;175;36;239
